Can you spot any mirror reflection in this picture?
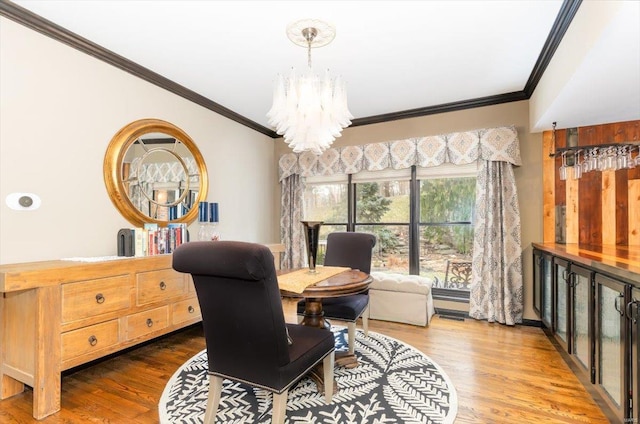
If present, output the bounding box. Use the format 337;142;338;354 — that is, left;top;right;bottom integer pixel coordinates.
122;134;199;221
103;119;209;227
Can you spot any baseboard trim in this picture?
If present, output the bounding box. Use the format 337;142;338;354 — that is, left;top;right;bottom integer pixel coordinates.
434;309;544;327
521;318;543;327
435;308;468;320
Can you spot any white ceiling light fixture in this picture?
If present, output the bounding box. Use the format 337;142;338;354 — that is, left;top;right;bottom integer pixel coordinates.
267;19;353;155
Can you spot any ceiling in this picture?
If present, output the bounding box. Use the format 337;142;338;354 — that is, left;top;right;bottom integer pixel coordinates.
3;0;640;135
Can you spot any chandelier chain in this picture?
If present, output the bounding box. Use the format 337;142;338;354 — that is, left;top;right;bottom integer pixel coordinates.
302;27;317;68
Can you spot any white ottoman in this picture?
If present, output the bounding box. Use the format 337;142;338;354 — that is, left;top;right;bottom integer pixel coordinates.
368;272;435;327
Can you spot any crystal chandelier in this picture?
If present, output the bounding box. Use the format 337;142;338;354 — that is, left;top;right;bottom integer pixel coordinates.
267;19;353;155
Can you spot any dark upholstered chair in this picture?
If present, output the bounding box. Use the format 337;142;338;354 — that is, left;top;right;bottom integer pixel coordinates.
173;241;335;424
297;232;376;354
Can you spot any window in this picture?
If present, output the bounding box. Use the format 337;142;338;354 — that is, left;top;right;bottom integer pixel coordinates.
303;179;348;264
419;177;475;290
354;180;410;273
417;163;476;295
303;164;476;300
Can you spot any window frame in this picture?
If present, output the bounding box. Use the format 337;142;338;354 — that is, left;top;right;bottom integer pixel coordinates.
303;164;476;301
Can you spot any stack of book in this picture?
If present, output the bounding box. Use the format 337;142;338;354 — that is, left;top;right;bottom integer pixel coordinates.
117;223;188;257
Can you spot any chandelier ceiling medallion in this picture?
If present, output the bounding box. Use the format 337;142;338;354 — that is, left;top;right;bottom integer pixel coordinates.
267;19;353;155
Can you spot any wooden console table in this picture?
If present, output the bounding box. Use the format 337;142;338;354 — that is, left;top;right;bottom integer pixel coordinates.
0;255;202;420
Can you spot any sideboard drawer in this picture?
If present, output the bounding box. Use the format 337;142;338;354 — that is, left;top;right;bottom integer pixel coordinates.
61;320;120;361
172;298;201;325
136;269;186;305
126;306;169;340
0;254;210;421
62;275;131;323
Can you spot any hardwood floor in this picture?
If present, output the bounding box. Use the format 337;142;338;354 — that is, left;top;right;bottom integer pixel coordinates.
0;298;610;423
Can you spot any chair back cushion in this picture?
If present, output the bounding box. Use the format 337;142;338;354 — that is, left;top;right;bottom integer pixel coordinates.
172;241;291;386
323;232;376;273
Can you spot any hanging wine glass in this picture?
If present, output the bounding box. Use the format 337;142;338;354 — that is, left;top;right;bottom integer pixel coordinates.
589;147;599;172
617;145;628;170
582;148;591;173
606;146;616;170
597;147;607;171
559;151;567;181
626;145;635;169
573;150;582;179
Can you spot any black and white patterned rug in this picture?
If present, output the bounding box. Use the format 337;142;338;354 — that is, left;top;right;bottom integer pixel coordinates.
159;328;457;423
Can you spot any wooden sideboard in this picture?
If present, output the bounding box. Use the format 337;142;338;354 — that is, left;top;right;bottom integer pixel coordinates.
0;255;202;420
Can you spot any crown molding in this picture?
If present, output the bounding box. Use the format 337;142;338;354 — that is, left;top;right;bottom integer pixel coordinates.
350;91;529;127
1;0;581;138
0;0;278;138
524;0;582;97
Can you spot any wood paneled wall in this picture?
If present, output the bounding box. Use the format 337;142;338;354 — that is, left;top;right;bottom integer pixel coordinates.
543;120;640;246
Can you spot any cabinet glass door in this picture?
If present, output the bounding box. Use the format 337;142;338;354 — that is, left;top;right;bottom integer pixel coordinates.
542;254;553;329
533;250;542;316
555;258;569;350
571;265;593;381
534;250;553;328
630;287;640;422
595;273;628;421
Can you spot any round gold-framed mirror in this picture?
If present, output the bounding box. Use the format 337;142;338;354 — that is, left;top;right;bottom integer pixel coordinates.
104;119;208;227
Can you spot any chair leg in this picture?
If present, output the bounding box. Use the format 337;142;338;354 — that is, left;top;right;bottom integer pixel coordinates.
323;351;335;403
204;375;223;424
362;303;370;337
347;322;356;354
272;390;288;424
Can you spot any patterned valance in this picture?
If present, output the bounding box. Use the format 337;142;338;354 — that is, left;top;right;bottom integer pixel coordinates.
279;125;521;180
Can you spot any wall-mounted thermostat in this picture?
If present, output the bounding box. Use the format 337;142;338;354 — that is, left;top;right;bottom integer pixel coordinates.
5;192;42;211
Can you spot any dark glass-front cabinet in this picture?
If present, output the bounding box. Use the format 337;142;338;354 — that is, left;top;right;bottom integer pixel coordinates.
554;258;570;351
533;249;553;329
595;273;628;422
532;244;638;423
628;286;640;421
570;265;594;382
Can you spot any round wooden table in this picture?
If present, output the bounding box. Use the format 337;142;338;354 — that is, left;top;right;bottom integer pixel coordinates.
280;268;372;391
292;269;372;330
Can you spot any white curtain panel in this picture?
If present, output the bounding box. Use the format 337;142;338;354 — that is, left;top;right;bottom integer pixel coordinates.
469;160;524;325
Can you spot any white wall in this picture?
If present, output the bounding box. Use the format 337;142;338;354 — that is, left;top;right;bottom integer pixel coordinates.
0;18;279;265
529;0;640;131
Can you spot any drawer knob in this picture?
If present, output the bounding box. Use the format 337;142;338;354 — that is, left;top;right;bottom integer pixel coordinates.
88;335;98;346
95;293;105;304
146;318;154;328
159;281;166;290
188;305;195;314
